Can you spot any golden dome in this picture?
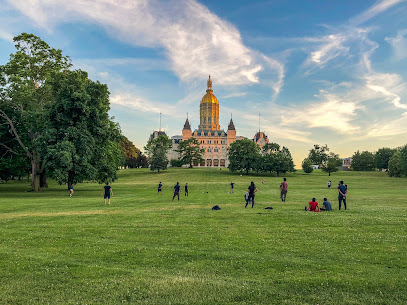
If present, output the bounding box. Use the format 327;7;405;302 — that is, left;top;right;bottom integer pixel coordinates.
200;91;218;104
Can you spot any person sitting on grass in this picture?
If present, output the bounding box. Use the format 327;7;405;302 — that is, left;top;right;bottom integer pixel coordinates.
305;198;320;212
320;198;332;211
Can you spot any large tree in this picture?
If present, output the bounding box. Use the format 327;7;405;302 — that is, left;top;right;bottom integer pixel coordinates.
0;33;71;191
375;147;395;171
228;139;261;175
144;134;172;172
262;143;295;176
321;153;342;176
176;137;204;168
308;144;329;166
388;150;403;177
44;70;123;186
120;136;141;163
351;150;375;171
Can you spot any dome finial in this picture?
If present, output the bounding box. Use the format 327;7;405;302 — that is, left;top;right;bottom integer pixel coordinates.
207;75;212;90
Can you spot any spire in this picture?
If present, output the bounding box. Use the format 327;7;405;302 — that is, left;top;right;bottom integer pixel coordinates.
206;75;213;93
183;113;191;130
228;113;235;130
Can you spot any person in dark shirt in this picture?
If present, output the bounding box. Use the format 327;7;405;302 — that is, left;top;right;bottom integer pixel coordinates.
337;180;348;210
172;182;180;201
230;181;235;193
184;183;188;196
158;182;163;195
320;198;332;211
101;182;113;205
247;181;258;208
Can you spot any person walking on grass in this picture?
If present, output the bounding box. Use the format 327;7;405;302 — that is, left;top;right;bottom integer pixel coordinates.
244;190;250;208
172;182;180;201
102;182;113;205
247;181;258;208
230;181;235;193
338;180;348;210
184;183;189;196
69;184;74;197
280;178;288;202
328;180;332;189
158;182;163;195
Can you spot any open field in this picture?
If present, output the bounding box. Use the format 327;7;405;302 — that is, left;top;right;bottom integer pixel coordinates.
0;168;406;304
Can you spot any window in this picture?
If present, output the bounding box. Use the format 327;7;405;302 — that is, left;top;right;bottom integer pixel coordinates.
214;147;219;153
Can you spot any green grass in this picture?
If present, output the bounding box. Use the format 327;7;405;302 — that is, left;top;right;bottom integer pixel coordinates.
0;168;406;304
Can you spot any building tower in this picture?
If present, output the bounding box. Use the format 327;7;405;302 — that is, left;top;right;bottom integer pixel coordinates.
227;114;236;146
182;113;192;141
198;75;220;131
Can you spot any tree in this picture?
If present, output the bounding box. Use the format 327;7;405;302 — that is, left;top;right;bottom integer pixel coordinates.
228;139;260;175
144;134;172;172
302;158;314;174
261;143;295;176
388;150;403;177
351;150;375;171
176;137;204;168
44;70;123;187
0;33;71;191
308;144;329;166
321;153;342;176
375;147;395;171
120;136;141;168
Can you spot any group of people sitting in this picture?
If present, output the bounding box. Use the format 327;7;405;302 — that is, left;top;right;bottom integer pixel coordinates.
305;180;348;212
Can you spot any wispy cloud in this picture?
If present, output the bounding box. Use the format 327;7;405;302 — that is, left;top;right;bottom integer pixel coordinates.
385;29;407;61
220;92;248;99
7;0;285;96
350;0;407;25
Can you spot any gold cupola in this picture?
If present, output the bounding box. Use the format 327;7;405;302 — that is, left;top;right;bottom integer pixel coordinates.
199;75;220;131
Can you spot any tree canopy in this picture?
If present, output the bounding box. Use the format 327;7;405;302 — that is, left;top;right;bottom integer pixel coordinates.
228;139;260;175
351;151;375;171
176;137;204;168
307;144;329;166
302;158;313;174
375;147;395;171
144;134;172;172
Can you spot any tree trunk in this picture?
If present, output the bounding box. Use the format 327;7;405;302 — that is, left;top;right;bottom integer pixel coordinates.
31;154;41;192
40;171;48;188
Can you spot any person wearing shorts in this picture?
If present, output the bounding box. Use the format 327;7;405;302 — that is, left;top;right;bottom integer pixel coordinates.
158;182;163;195
102;182;113;205
184;183;188;196
69;184;74;197
230;182;235;193
280;178;288;202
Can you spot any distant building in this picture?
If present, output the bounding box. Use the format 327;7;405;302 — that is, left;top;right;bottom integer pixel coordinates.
152;76;270;167
342;157;352;171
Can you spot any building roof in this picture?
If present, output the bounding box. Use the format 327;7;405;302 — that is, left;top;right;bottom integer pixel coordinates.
183;118;191;130
227;118;235;130
193;129;227;137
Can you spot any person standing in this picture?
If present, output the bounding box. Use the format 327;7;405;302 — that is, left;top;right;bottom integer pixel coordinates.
248;181;258;208
337;180;348;210
184;183;189;196
280;178;288;202
328;180;332;189
244;190;250;208
172;182;181;201
230;181;235;193
158;182;163;195
69;184;74;197
102;182;113;205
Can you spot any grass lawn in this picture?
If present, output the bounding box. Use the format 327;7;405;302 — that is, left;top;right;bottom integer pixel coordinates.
0;168;406;304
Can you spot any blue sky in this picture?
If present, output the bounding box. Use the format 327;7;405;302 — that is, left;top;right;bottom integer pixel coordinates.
1;0;407;166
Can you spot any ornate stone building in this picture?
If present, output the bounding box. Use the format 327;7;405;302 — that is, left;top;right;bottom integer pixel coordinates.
152;76;269;167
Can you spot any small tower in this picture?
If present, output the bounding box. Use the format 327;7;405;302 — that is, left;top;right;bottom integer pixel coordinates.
227;113;236;147
182;113;192;141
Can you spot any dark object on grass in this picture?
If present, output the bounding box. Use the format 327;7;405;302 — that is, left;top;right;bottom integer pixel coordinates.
265;207;273;209
304;206;308;211
212;205;221;210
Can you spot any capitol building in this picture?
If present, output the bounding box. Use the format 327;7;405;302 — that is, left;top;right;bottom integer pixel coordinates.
156;76;269;167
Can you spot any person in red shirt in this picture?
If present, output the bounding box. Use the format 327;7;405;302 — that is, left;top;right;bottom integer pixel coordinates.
307;198;320;212
280;178;288;202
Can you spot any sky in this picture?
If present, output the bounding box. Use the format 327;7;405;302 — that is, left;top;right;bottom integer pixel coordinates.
1;0;407;167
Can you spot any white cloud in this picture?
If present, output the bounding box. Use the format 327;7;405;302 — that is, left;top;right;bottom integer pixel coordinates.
350;0;407;25
385;29;407;61
220;92;248;99
0;28;13;43
7;0;284;95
